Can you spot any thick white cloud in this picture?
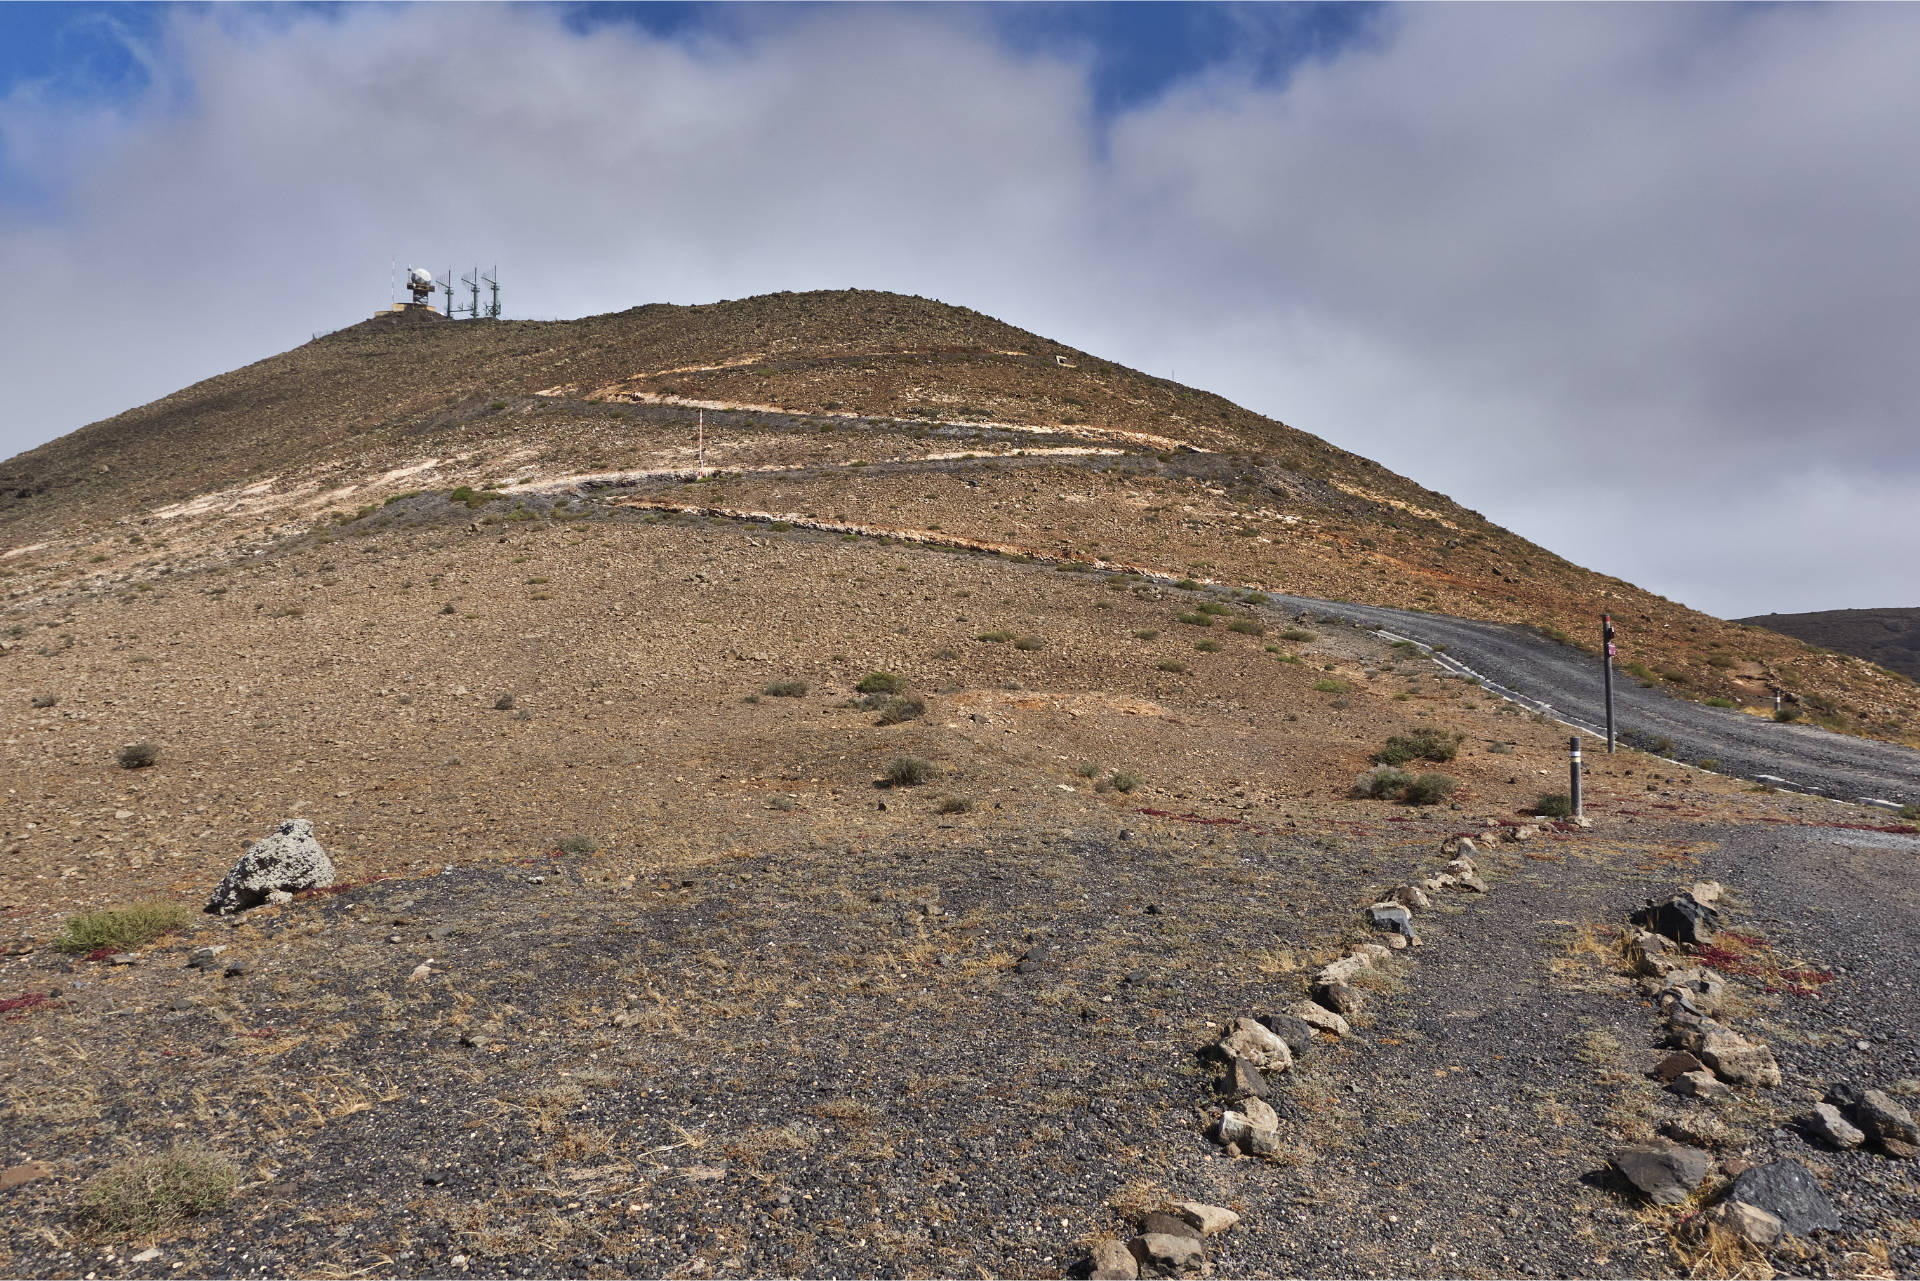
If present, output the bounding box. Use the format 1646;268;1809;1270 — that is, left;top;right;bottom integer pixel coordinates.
2;3;1916;617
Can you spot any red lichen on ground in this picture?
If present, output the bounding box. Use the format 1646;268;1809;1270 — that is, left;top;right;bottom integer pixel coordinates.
1695;930;1836;996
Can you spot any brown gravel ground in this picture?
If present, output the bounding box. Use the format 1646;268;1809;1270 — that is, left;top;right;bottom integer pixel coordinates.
3;499;1902;1279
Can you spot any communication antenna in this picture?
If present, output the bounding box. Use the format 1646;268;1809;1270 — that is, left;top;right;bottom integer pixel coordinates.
438;268;456;315
461;266;481;320
404;266;435;306
482;265;501;320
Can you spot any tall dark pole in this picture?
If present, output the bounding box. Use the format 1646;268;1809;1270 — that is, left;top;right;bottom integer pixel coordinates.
1569;736;1583;818
1602;613;1617;754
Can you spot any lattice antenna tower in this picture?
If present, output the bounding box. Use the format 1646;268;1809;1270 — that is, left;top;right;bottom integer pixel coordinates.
460;266;482;320
483;265;501;320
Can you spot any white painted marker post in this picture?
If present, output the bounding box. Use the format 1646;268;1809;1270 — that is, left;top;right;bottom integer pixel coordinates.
1569;736;1583;819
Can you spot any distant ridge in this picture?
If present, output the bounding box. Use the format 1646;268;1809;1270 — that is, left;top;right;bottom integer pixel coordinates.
1740;607;1920;683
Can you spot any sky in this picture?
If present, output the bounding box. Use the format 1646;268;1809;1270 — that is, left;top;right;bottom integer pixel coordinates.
2;2;1917;620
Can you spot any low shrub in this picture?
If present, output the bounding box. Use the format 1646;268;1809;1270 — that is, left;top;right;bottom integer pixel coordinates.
1133;629;1160;641
1175;578;1202;591
857;671;905;695
56;900;190;953
1075;762;1101;778
1372;727;1463;765
1244;591;1270;605
1196;602;1231;616
554;835;598;856
1901;803;1920;822
975;630;1014;643
1227;619;1264;636
938;796;974;815
1195;639;1224;653
1176;613;1213;628
1535;793;1574;819
1703;697;1737;708
1108;771;1141;794
1157;660;1188;674
763;680;808;698
494;693;517;711
885;756;934;787
874;695;926;726
82;1147;237;1237
1774;705;1803;723
1706;654;1736;669
1012;634;1046;651
1403;772;1458;805
1311;679;1351;694
1355;765;1414;799
31;693;58;709
1281;628;1317;642
117;742;159;770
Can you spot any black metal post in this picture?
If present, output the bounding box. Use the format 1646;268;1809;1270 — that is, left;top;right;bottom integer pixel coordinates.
1569;735;1583;819
1602;614;1617;754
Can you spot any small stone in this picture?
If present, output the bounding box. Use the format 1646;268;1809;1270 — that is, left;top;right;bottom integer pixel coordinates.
1571;815;1594;829
1699;1030;1781;1088
1166;1201;1239;1238
1387;884;1430;910
1614;1141;1712;1205
130;1247;162;1263
1255;1015;1314;1058
1292;1002;1350;1038
1709;1200;1783;1248
1219;1018;1293;1074
1139;1212;1201;1242
185;946;225;970
1128;1232;1203;1278
1240;1096;1279;1131
1722;1159;1840;1236
1088;1238;1139;1281
1671;1070;1731;1099
265;889;293;906
1222;1057;1269;1100
1688;881;1724;907
1366;902;1417;942
0;1161;52;1191
1445;857;1476;877
1805;1103;1865;1149
1317;954;1372;985
1660;967;1728;1016
1853;1089;1920;1149
458;1031;488;1048
1881;1137;1920;1161
1627;929;1680;976
1653;1051;1704;1083
1385;934;1407;950
223;960;249;977
1456;872;1490;893
1631;893;1723;947
108;953;138;965
1311;979;1361;1015
1216;1110;1279;1155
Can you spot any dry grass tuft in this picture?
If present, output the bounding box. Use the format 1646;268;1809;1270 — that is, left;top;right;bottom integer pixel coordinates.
55;899;191;953
81;1146;238;1237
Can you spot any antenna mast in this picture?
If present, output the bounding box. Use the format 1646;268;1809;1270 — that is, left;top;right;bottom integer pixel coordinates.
438;268;455;316
482;265;501;319
460;266;481;320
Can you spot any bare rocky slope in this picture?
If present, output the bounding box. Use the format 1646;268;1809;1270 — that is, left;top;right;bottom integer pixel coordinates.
3;289;1914;745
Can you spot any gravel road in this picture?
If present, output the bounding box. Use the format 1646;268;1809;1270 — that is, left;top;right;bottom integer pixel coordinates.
1263;593;1920;807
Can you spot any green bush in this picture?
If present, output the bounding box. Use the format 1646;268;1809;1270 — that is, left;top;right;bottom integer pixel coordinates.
1774;705;1802;723
1372;728;1462;766
1108;771;1141;794
1281;629;1317;642
82;1147;237;1236
1535;793;1573;819
1355;765;1414;799
1901;803;1920;822
856;671;905;695
1176;613;1213;628
56;900;190;953
1175;578;1202;591
938;796;974;815
1195;639;1223;653
1196;602;1231;616
1012;634;1045;651
1706;654;1736;669
874;695;926;726
1403;772;1458;806
554;835;598;856
494;693;516;711
1075;762;1101;778
117;742;159;770
1157;660;1188;674
1312;679;1351;694
975;630;1014;643
885;756;934;787
763;680;809;698
1703;697;1737;708
1244;592;1270;605
1227;619;1265;636
1133;629;1159;641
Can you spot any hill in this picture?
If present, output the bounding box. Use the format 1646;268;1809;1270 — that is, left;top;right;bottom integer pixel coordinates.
1740;606;1920;683
3;289;1913;745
